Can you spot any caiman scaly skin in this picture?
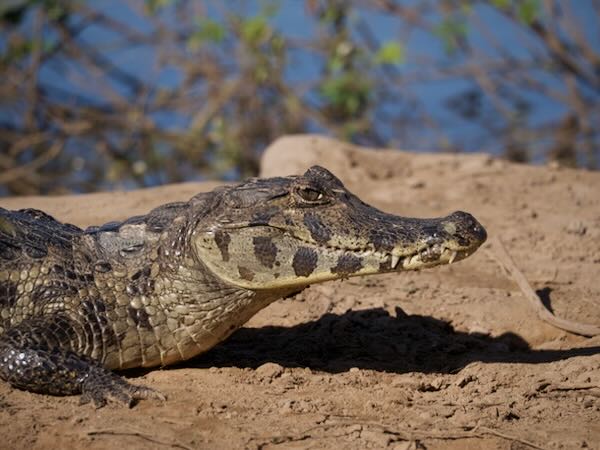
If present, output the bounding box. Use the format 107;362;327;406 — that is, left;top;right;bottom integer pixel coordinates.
0;166;486;406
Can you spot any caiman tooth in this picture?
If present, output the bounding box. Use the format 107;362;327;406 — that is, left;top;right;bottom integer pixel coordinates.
391;254;400;269
403;254;419;268
448;250;458;265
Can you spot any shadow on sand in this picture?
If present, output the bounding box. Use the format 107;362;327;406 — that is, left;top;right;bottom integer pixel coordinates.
186;307;599;374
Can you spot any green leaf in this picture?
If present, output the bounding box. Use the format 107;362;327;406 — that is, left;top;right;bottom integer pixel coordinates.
517;0;540;24
320;73;371;117
2;39;33;63
258;0;280;18
375;41;404;66
434;18;468;54
46;1;69;21
145;0;173;14
241;16;270;45
327;54;344;72
490;0;510;9
461;3;474;15
271;34;285;52
320;5;344;25
254;64;269;82
187;18;225;50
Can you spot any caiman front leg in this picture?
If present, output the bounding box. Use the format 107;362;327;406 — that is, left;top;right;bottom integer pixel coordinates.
0;315;165;407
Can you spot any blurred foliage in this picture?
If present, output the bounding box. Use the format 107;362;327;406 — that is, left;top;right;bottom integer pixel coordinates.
0;0;599;195
375;41;405;65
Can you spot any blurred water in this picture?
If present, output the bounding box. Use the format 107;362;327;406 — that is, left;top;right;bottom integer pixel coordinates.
1;0;598;194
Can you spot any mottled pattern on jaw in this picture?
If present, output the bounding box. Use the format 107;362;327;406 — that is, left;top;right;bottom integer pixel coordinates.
253;236;278;268
292;247;318;277
368;229;396;253
331;253;363;276
214;231;231;262
238;266;255;281
303;213;331;245
249;208;279;227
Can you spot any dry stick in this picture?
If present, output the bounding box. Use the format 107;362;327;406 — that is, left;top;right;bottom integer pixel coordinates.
0;139;62;184
275;421;545;450
476;426;545;450
86;430;191;450
395;425;545;450
487;237;600;337
548;384;599;391
544;384;600;395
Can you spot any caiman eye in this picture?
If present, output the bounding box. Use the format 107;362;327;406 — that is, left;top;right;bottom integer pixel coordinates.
297;187;324;203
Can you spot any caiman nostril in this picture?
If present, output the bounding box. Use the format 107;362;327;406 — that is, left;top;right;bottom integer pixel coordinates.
443;222;457;235
448;211;487;243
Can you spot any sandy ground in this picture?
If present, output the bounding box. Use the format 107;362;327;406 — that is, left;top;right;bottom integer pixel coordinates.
0;135;599;450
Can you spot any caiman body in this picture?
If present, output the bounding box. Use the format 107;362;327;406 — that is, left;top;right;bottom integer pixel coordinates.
0;166;486;406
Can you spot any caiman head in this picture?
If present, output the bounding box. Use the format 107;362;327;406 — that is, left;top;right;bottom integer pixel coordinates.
192;166;487;290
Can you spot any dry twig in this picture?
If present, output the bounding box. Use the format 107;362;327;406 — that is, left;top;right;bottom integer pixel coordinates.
251;420;546;450
0;139;63;184
86;429;191;450
487;237;600;337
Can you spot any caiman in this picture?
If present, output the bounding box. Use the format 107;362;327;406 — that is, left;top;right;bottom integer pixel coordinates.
0;166;487;407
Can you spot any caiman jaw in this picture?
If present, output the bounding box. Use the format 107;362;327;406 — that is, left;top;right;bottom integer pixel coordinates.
194;210;486;290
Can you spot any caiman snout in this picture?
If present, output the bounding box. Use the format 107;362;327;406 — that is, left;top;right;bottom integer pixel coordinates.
393;210;487;270
444;211;487;247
